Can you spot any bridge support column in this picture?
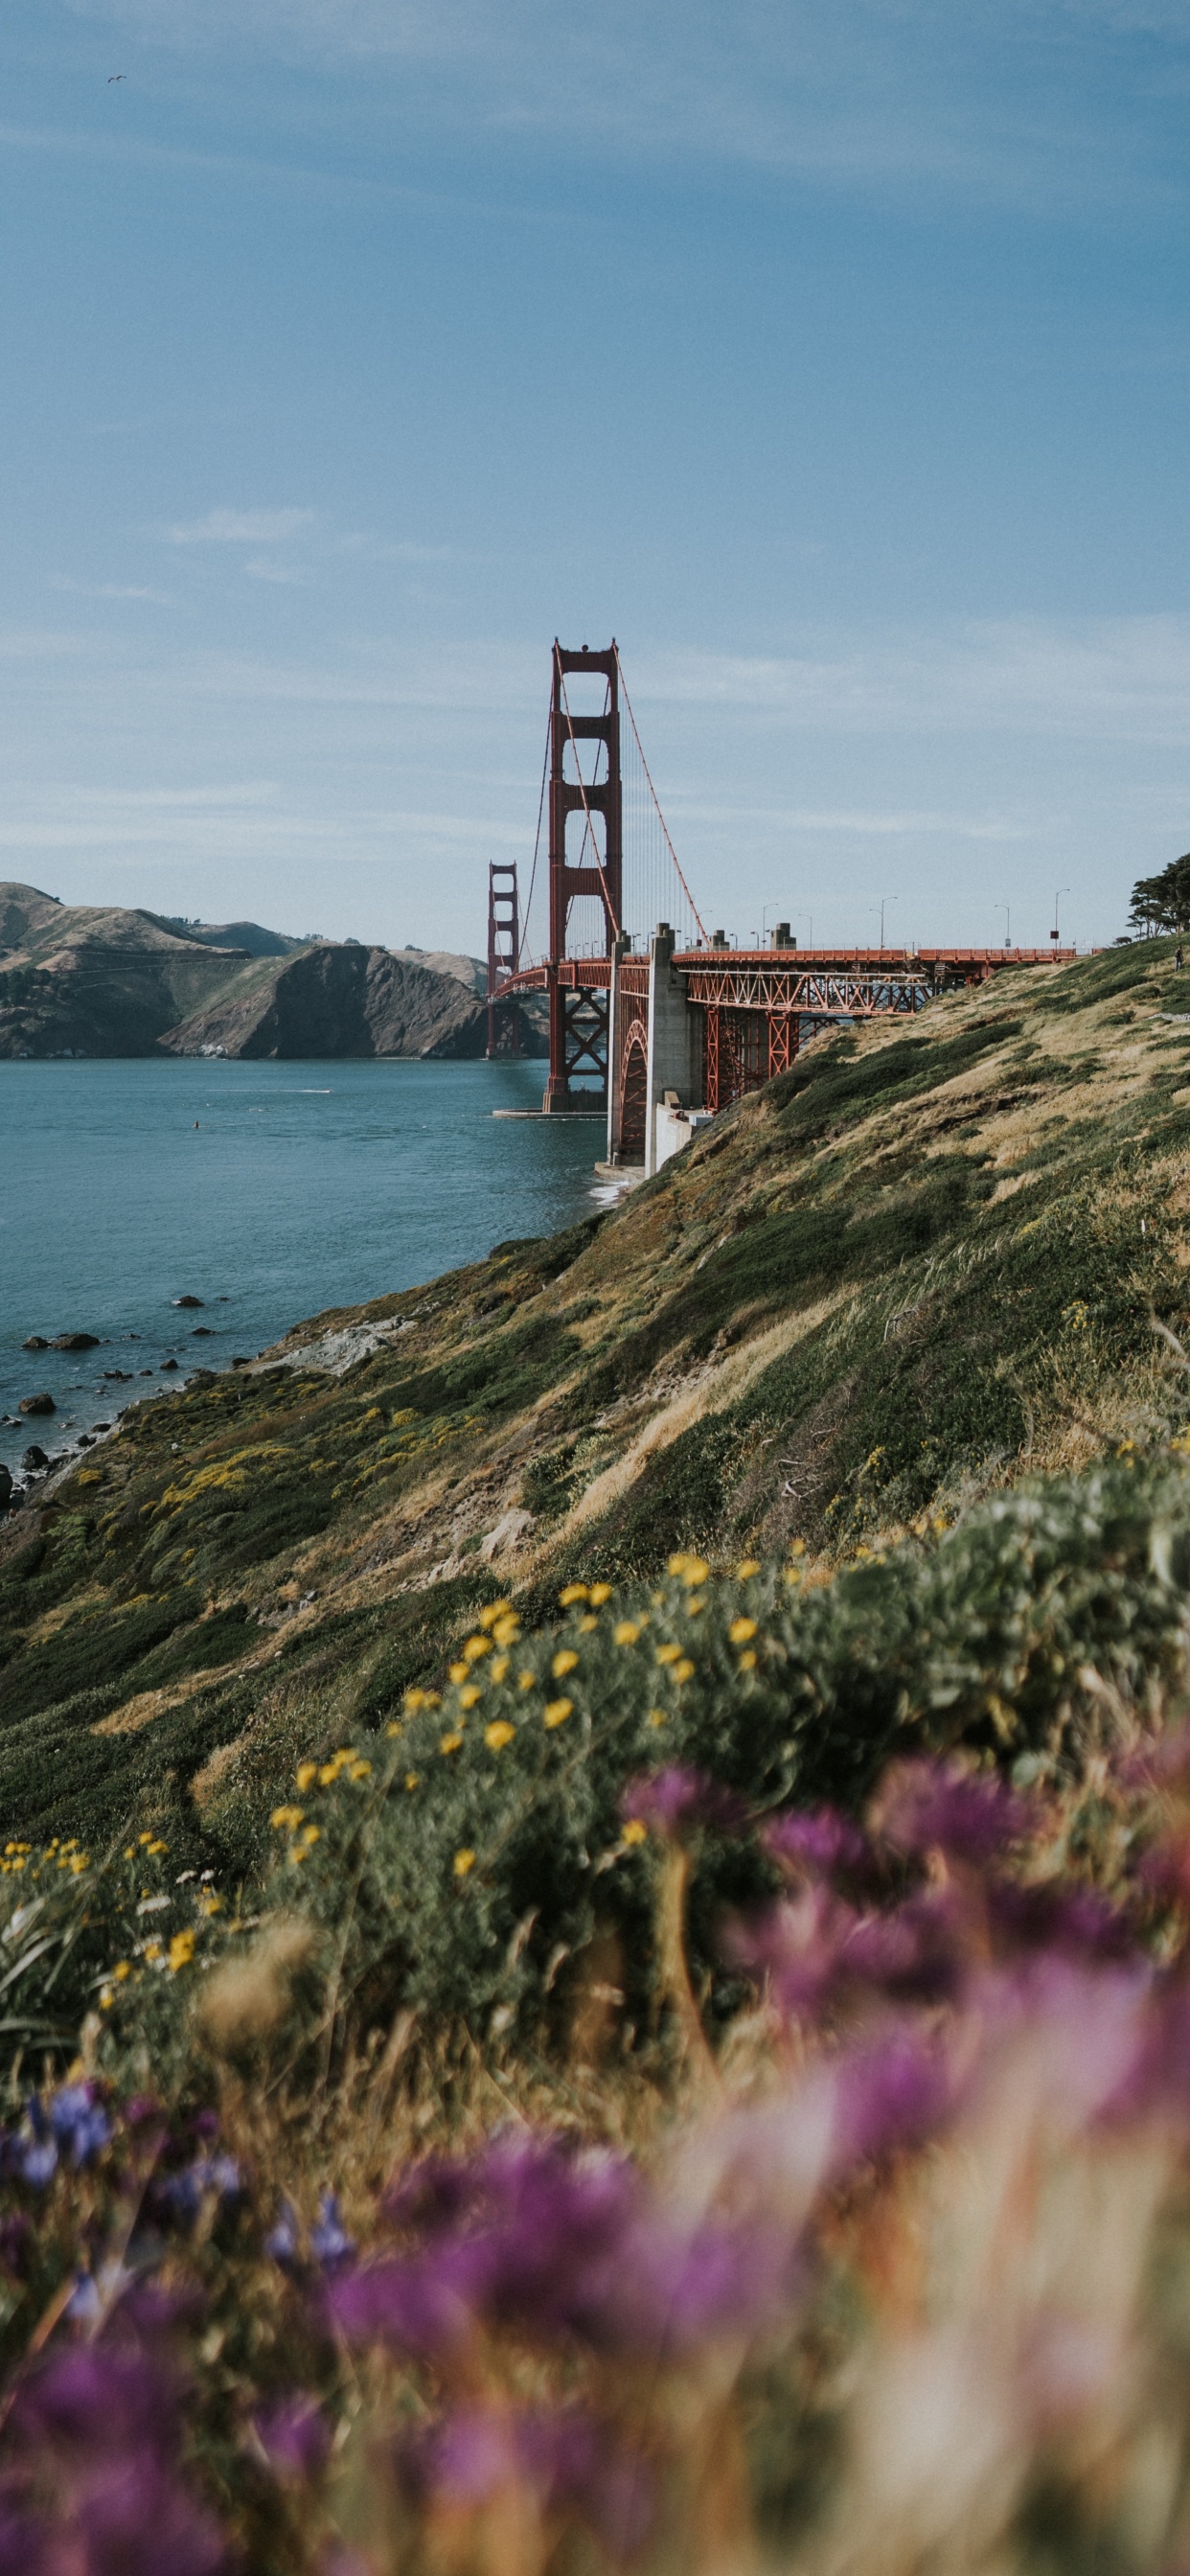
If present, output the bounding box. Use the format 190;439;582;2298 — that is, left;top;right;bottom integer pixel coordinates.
645;923;702;1178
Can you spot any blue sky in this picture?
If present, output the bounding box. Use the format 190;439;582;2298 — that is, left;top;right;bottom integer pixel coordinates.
3;1;1190;954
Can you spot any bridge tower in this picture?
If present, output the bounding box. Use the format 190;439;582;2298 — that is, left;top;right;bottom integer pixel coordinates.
486;862;522;1057
544;640;623;1111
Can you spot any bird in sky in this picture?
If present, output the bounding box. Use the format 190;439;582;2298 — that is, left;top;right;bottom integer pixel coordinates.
107;73;126;82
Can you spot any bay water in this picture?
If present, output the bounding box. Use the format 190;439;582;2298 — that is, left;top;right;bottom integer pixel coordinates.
0;1059;605;1479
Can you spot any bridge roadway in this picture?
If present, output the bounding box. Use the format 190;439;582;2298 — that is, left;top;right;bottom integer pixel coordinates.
492;937;1077;1173
497;943;1073;997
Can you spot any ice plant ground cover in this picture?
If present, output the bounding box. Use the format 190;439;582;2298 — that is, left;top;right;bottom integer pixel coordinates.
4;1468;1190;2563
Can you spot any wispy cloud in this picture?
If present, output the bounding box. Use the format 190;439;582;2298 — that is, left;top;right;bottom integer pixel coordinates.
244;557;306;586
667;798;1031;841
634;619;1190;746
163;507;314;545
57;0;1190;213
51;577;170;603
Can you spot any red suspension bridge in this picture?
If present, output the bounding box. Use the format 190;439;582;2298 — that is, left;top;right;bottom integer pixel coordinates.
487;642;1075;1174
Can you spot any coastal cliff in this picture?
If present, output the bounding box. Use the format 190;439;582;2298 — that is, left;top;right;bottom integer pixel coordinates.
0;882;543;1060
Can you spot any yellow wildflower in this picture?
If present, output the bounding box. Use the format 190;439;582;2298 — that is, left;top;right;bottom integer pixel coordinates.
100;1986;113;2012
588;1582;612;1605
559;1582;588;1606
649;1710;668;1727
463;1635;492;1662
479;1600;513;1629
143;1941;163;1963
486;1719;515;1750
673;1658;695;1684
270;1806;305;1831
386;1720;402;1736
736;1558;761;1578
454;1848;477;1877
518;1668;537;1691
614;1621;641;1646
739;1649;758;1671
492;1615;520;1647
113;1960;131;1982
147;1840;168;1856
404;1772;420;1791
69;1855;88;1875
655;1642;681;1666
790;1538;807;1559
318;1763;339;1785
448;1662;469;1685
622;1819;648;1846
579;1615;598;1632
491;1655;510;1683
199;1892;222;1916
552;1647;579;1679
668;1552;709;1587
288;1844;308;1865
440;1732;464;1756
458;1684;482;1712
404;1687;428;1712
302;1824;321;1845
729;1617;758;1644
544;1698;573;1728
169;1930;195;1972
295;1761;318;1792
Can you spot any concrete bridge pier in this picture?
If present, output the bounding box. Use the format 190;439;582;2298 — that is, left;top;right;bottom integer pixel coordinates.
606;924;707;1178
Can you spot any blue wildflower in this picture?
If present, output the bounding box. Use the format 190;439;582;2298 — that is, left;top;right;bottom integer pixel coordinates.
264;2197;300;2266
309;2193;355;2271
49;2083;111;2169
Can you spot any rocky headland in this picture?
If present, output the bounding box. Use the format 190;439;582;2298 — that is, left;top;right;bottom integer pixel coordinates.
0;882;544;1060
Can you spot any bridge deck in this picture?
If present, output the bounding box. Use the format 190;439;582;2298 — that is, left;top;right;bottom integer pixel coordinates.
493;945;1076;1003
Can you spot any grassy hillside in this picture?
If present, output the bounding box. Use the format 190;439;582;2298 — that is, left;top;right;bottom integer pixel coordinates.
7;937;1190;2572
3;933;1190;1873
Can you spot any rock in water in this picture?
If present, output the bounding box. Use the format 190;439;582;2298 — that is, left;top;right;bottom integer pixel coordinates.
160;1359;179;1372
21;1445;49;1472
172;1296;204;1308
21;1335;48;1351
0;1464;11;1511
49;1332;100;1351
18;1392;55;1416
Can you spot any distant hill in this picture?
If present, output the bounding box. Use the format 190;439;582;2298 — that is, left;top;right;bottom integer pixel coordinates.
146;915;310;960
0;884;545;1062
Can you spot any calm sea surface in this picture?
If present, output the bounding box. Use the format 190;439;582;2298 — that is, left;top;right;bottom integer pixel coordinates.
0;1059;605;1477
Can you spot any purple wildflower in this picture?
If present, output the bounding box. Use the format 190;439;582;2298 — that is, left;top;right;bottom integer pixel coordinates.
309;2193;355;2270
337;2133;784;2363
11;2337;229;2576
831;2030;957;2171
398;2408;653;2555
874;1757;1027;1866
621;1765;747;1840
764;1807;873;1887
987;1878;1137;1962
330;2254;474;2359
254;2395;331;2481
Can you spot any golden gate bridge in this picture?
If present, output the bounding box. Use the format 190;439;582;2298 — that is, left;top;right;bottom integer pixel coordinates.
487;641;1073;1175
